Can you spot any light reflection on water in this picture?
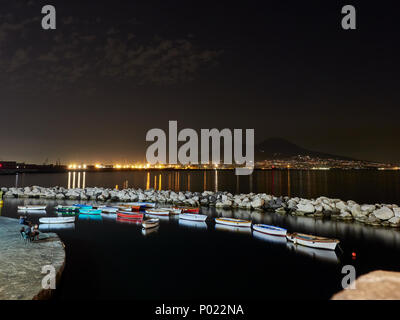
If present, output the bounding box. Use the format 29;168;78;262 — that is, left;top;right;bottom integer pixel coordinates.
3;169;400;204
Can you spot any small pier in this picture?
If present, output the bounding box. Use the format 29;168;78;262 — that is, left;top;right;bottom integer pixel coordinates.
0;217;65;300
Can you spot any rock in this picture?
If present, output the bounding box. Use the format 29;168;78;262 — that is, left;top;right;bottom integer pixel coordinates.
335;201;347;211
393;207;400;218
296;203;315;214
388;216;400;227
251;197;264;209
373;207;394;221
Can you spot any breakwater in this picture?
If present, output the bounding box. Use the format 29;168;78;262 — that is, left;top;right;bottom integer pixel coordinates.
2;185;400;228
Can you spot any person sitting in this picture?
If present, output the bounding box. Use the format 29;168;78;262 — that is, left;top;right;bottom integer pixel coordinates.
31;225;40;241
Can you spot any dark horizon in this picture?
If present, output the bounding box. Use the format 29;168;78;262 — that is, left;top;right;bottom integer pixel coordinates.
1;0;399;164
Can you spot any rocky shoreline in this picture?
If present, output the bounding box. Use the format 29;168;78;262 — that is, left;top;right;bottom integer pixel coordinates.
2;186;400;228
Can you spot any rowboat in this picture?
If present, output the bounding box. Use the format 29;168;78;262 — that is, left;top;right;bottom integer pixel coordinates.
215;217;251;227
55;205;80;213
159;207;182;214
39;217;75;224
179;213;207;222
18;209;47;215
117;212;144;220
101;207;119;213
252;224;287;237
79;209;102;215
73;204;92;209
127;202;156;208
18;205;47;210
175;207;200;214
286;232;340;251
145;209;170;216
215;224;252;234
142;218;159;229
253;230;287;245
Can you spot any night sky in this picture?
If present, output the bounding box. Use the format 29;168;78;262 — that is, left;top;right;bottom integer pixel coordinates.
1;0;399;164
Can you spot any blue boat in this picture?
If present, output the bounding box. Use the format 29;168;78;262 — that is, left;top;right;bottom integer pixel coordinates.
73;204;93;209
79;214;103;221
79;209;102;215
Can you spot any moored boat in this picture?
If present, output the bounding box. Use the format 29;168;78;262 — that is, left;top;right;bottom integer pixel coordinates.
127;202;156;208
79;209;102;215
179;213;207;222
101;206;119;213
286;232;339;251
73;204;92;209
18;205;47;210
56;205;80;213
117;212;144;220
159;207;181;214
145;209;170;216
252;224;287;237
175;207;200;214
142;218;159;229
215;217;251;227
39;217;75;224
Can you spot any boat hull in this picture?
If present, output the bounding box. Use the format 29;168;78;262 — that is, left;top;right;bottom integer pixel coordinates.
252;224;287;237
179;213;207;221
215;218;251;228
39;217;75;224
117;212;144;220
287;233;339;250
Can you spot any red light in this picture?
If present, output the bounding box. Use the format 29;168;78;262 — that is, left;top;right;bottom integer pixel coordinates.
0;164;3;168
352;252;356;259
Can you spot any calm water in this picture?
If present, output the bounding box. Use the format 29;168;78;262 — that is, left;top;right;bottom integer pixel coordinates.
1;170;400;300
1;169;400;204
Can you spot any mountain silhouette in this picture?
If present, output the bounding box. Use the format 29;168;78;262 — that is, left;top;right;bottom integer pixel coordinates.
254;138;355;161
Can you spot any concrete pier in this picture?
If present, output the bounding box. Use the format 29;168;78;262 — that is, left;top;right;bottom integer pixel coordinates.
0;217;65;300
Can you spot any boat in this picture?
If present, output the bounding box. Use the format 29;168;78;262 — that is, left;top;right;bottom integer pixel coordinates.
79;214;103;221
79;209;102;215
215;217;251;227
179;213;207;221
142;226;159;235
252;224;287;237
159;207;182;214
286;232;340;251
73;204;92;210
253;230;287;245
145;209;170;216
142;218;160;229
101;207;119;213
39;217;75;224
18;205;47;210
18;209;47;215
175;207;200;214
55;205;80;213
117;212;144;220
127;202;156;208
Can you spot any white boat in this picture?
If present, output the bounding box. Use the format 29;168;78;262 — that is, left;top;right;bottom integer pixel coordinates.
253;230;287;245
18;205;47;210
18;209;47;215
39;217;75;224
101;207;119;213
159;207;182;214
145;209;170;216
286;232;339;251
142;218;160;229
252;224;287;237
215;217;251;227
127;202;156;208
179;213;207;221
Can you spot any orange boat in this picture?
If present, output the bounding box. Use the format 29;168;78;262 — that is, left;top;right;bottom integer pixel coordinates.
117;212;144;220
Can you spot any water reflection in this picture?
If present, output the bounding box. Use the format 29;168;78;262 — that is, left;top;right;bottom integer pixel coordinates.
142;226;159;236
68;172;86;189
179;219;207;230
215;223;252;234
252;230;287;245
39;223;75;232
286;241;340;264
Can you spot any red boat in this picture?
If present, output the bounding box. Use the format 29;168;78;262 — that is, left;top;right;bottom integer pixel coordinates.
117;212;144;220
177;207;200;214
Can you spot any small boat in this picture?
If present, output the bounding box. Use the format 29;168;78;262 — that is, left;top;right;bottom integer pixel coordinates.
79;209;102;215
145;209;170;216
215;224;252;234
117;212;144;220
179;219;208;229
252;224;287;237
215;217;251;227
18;205;47;210
56;205;80;213
128;202;156;208
101;207;119;213
253;230;287;245
179;213;207;222
175;207;200;214
159;207;182;214
73;204;92;210
18;209;47;215
142;218;160;229
286;232;340;251
39;217;75;224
